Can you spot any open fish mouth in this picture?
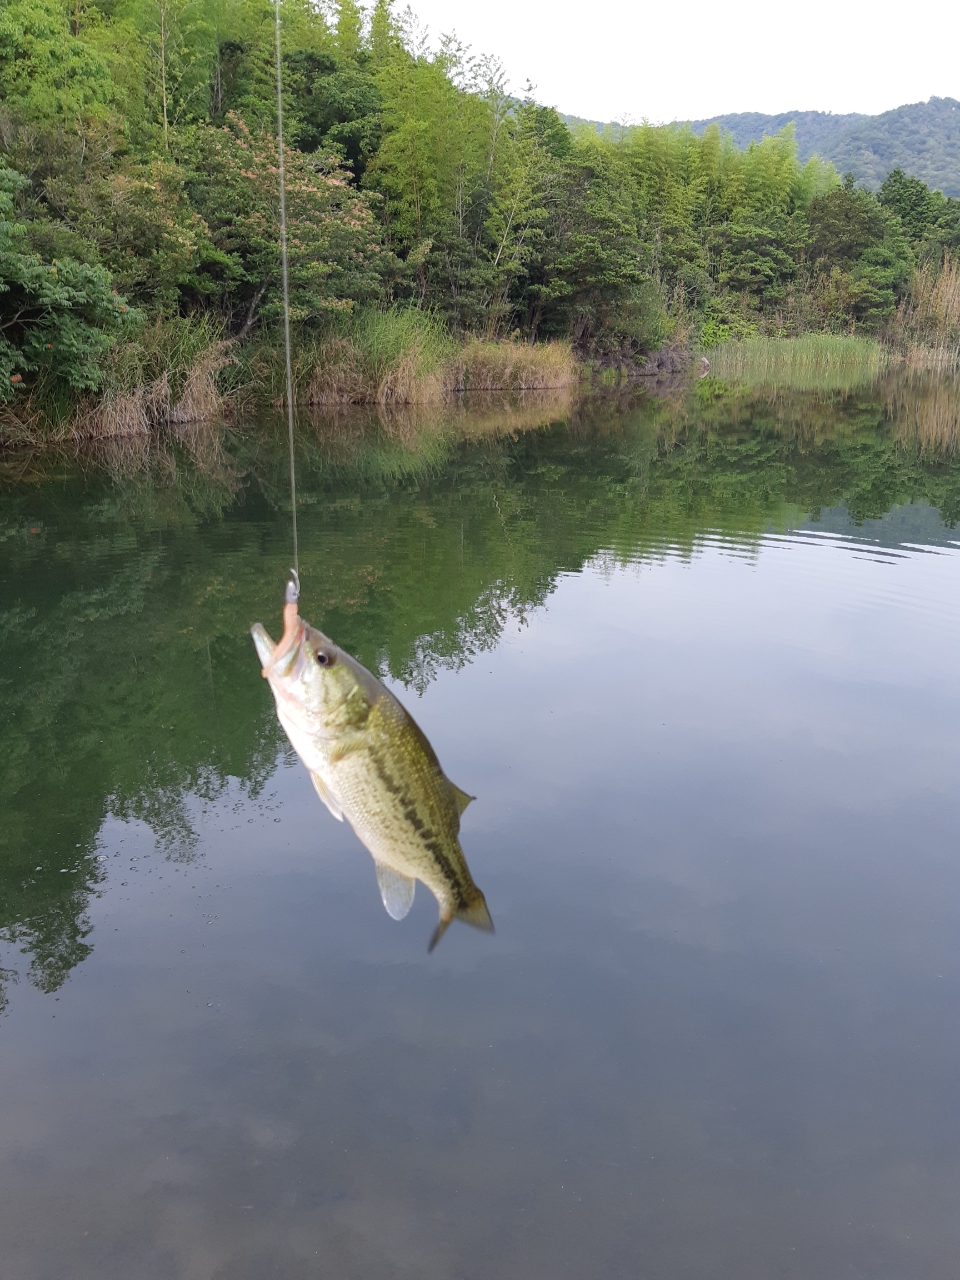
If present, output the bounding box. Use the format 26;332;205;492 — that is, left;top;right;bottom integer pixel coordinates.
251;623;277;669
251;619;306;680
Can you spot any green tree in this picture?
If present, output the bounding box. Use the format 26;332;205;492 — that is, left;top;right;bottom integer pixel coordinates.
524;139;650;352
285;50;381;176
181;115;383;328
806;180;912;329
0;164;130;400
878;168;939;242
0;0;114;125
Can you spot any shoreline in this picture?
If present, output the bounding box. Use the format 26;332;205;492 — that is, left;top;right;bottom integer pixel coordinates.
3;332;958;453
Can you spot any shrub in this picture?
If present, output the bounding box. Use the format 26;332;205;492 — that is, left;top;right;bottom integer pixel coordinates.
0;165;129;402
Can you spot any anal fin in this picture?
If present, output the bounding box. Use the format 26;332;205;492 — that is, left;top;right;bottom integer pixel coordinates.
310;771;344;822
376;864;416;920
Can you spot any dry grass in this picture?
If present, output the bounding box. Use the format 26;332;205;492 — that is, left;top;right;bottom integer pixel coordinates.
72;318;234;441
169;342;234;423
277;309;580;407
892;253;960;369
444;340;578;392
298;335;578;405
3;308;580;448
300;337;366;405
75;373;170;439
899;252;960;333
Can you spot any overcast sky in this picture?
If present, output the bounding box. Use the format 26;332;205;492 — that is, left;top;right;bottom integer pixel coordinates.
405;0;960;123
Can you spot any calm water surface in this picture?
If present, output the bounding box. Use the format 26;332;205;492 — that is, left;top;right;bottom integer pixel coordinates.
2;383;960;1278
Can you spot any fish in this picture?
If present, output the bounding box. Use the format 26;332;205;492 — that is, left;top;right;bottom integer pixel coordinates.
252;580;493;952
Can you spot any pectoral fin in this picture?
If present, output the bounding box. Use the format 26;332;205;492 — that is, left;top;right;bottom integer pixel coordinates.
376;864;416;920
310;771;344;822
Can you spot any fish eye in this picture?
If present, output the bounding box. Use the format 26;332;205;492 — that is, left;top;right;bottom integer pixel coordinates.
315;649;335;667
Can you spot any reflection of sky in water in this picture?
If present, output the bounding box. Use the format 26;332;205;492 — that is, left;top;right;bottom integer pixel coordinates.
3;527;959;1280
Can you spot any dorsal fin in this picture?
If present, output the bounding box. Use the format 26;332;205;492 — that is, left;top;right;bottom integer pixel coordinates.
310;771;344;822
376;864;416;920
450;783;475;816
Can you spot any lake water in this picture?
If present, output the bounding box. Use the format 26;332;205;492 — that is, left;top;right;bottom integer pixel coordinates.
2;380;960;1279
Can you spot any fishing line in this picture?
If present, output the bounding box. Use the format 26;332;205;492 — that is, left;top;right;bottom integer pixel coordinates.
273;0;298;584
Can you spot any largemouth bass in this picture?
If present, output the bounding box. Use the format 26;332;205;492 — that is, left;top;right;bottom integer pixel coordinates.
252;584;493;952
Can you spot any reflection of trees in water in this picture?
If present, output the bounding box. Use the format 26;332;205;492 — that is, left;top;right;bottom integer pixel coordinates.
2;379;960;1006
886;372;960;456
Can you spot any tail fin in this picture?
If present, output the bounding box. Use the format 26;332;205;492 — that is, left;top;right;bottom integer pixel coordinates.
459;890;494;934
428;889;494;953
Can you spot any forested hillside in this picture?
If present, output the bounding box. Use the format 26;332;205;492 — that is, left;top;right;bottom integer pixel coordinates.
687;110;866;163
826;99;960;196
689;98;960;197
2;0;960;431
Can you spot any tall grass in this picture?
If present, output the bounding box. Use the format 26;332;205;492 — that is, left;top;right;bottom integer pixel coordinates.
892;252;960;368
75;315;235;439
706;335;890;392
4;305;580;446
445;339;578;392
1;315;236;446
248;307;580;407
292;307;455;405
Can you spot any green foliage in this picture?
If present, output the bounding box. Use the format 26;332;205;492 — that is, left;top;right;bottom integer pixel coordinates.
44;149;210;312
179;115;383;325
527;139;650;352
687;108;868;161
878;168;941;241
285;50;381;175
0;0;114;124
822;98;960;198
878;167;960;264
808;179;891;268
0;164;130;402
806;181;913;329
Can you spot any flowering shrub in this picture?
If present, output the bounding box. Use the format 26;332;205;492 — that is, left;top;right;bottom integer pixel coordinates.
180;116;384;328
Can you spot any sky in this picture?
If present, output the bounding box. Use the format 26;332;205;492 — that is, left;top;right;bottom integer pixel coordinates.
405;0;960;123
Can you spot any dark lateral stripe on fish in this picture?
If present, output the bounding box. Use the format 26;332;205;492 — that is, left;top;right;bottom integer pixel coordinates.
369;749;469;903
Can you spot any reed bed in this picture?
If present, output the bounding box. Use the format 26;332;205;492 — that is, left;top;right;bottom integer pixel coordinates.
444;340;578;393
73;316;234;440
706;335;891;392
290;310;578;406
894;252;960;353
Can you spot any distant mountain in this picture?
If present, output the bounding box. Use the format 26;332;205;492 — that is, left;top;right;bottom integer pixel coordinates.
823;98;960;194
564;98;960;198
688;98;960;197
686;109;867;160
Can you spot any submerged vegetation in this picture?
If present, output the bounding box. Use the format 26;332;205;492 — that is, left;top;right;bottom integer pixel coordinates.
2;0;960;440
